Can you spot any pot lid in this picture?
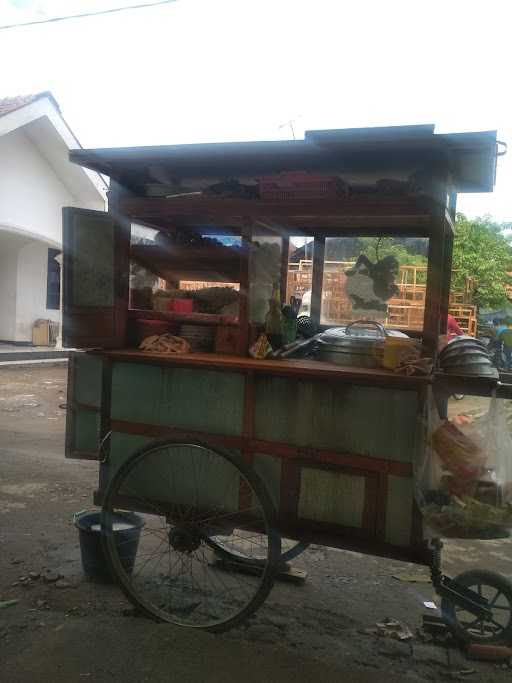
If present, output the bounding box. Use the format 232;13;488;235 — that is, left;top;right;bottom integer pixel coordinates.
319;320;408;348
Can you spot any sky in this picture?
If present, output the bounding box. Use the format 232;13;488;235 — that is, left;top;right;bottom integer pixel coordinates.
1;0;511;222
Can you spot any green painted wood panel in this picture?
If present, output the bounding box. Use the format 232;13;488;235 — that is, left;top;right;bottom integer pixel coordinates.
385;475;413;547
74;354;103;407
110;362;244;436
67;353;103;458
73;411;101;453
254;377;418;461
108;432;152;475
252;453;281;509
298;468;366;527
106;432;240;512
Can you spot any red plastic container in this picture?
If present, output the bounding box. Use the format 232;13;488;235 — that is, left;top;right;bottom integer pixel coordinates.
259;172;341;201
171;299;194;313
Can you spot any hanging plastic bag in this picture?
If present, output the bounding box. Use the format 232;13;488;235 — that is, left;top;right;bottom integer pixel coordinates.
416;389;512;539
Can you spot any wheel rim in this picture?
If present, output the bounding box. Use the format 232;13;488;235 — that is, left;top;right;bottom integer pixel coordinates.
102;442;280;630
453;582;512;641
206;534;309;564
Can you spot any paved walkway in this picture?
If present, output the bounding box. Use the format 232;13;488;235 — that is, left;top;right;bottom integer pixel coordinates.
0;343;69;364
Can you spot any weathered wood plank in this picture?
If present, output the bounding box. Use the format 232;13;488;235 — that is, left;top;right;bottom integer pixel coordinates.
108;419;414;476
253;376;419;461
385;475;414;547
96;350;430;389
110;362;245;436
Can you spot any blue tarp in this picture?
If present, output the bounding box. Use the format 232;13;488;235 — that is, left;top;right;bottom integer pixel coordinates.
478;304;512;322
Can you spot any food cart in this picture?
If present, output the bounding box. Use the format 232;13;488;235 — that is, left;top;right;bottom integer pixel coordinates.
62;125;512;639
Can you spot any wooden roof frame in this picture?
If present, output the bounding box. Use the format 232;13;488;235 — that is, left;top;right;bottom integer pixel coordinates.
71;124;498;195
69;124;499;357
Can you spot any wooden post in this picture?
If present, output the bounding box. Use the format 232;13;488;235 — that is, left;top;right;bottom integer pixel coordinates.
280;235;290;305
448;191;457;222
237;219;252;355
423;188;448;354
310;236;325;327
440;224;454;335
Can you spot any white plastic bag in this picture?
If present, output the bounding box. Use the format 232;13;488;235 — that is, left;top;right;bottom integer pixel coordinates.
416;389;512;539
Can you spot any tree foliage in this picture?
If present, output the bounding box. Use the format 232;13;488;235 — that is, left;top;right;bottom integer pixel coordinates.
452;214;512;309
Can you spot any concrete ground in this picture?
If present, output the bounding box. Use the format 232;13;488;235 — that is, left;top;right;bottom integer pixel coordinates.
1;365;511;682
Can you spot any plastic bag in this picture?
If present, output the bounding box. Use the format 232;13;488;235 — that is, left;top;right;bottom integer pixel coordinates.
415;389;512;539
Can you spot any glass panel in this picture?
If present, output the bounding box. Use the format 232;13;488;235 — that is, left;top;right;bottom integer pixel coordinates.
129;260;158;310
71;215;114;307
46;247;61;310
320;237;429;330
129;229;242;314
249;236;282;323
286;237;314;316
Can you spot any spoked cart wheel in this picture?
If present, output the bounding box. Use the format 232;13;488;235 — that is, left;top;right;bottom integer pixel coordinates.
441;570;512;645
206;534;309;565
101;439;281;631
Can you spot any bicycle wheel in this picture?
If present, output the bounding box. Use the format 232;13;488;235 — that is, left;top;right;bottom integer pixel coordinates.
441;570;512;645
101;439;281;631
206;534;309;565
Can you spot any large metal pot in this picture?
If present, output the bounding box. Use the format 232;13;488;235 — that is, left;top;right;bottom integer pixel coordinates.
315;320;406;368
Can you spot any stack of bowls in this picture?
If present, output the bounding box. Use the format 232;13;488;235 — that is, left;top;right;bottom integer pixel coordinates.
179;324;215;352
439;336;498;378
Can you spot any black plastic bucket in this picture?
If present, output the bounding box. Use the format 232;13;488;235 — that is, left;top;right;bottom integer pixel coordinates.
74;510;144;582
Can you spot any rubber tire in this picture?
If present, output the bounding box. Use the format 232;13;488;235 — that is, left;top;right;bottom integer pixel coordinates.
206;537;310;565
279;541;310;563
101;438;281;632
441;570;512;645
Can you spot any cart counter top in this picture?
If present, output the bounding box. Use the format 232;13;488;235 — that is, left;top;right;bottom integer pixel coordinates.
91;349;430;388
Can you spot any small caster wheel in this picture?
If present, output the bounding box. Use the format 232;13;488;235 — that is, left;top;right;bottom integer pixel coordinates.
441;570;512;645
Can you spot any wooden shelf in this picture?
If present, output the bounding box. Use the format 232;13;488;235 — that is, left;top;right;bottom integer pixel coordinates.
92;349;430;388
131;243;240;282
128;308;238;327
120;195;431;234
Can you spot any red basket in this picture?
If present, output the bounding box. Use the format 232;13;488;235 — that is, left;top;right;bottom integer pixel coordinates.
168;298;194;313
259;172;341;201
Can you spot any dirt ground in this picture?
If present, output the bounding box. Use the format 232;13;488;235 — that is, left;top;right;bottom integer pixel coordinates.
1;365;512;682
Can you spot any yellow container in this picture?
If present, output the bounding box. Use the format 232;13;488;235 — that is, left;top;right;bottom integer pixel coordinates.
383;337;416;370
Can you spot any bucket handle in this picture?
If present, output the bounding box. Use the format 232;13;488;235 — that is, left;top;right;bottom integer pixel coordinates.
98;430;112;464
72;508;91;527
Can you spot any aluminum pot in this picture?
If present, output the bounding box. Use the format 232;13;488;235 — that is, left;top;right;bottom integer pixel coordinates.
314;320;406;368
316;345;384;368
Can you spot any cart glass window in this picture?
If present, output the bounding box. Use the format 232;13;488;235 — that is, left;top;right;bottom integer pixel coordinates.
129;225;243;314
284;237;314;316
249;236;282;323
320;236;429;331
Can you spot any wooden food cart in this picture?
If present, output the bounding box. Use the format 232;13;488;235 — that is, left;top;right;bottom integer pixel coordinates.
63;125;512;637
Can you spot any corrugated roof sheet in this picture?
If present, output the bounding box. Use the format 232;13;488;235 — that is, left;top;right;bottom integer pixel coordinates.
70;125;499;193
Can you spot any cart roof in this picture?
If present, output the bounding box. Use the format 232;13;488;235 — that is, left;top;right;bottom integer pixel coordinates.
70;124;499;194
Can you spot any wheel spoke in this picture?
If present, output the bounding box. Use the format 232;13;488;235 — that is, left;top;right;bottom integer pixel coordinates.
489;590;503;607
462;617;481;631
490;619;505;631
102;440;278;630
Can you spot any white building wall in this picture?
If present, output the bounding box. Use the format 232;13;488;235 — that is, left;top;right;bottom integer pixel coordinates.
15;242;60;342
0;244;18;340
0;128;79;246
0;125;105;342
